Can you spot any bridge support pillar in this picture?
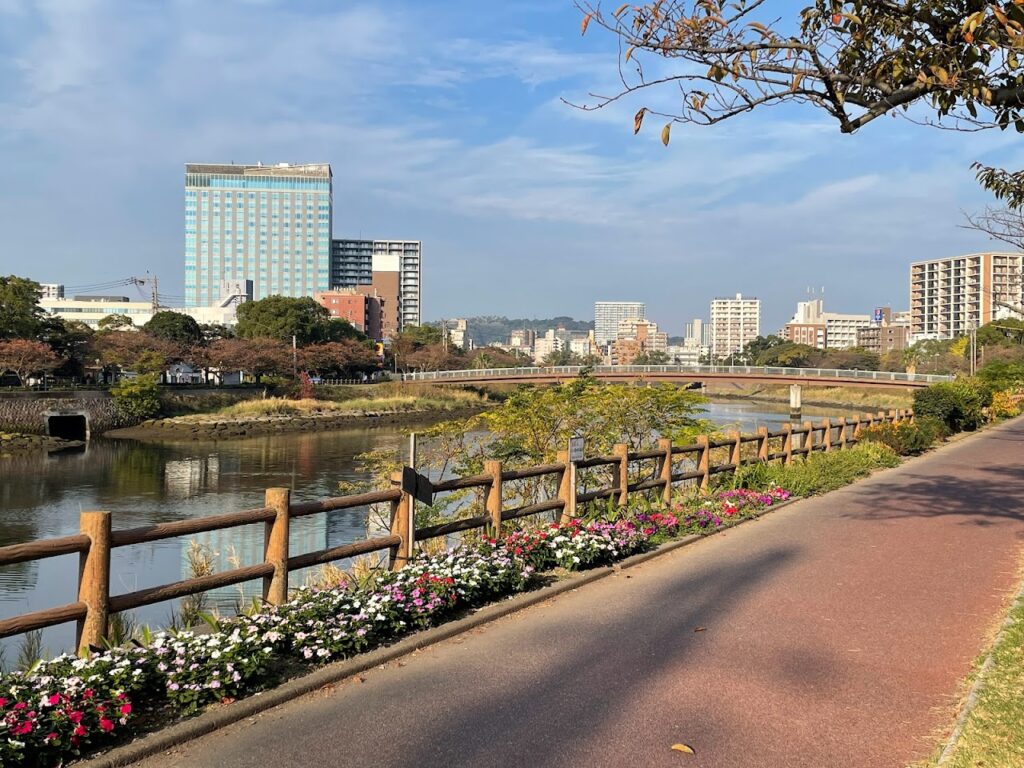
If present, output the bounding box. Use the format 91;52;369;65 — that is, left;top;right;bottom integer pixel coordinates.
789;384;802;421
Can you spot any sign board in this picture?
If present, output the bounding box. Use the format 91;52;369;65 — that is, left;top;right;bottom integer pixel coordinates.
873;307;886;324
401;467;434;506
568;436;585;463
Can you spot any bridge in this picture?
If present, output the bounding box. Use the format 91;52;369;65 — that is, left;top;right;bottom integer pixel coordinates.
398;364;952;390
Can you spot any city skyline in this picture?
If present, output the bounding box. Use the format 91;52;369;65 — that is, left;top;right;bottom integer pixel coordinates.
0;1;1007;334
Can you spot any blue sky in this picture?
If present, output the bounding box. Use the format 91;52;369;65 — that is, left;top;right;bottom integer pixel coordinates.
0;0;1017;333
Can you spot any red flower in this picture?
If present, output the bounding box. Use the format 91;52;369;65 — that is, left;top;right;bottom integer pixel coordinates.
46;693;61;706
68;711;84;724
83;689;95;699
100;717;115;732
119;702;132;716
13;702;26;710
0;697;6;707
74;724;87;737
45;732;58;742
12;721;33;736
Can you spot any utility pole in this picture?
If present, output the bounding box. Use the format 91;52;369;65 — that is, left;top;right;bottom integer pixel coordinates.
292;335;298;378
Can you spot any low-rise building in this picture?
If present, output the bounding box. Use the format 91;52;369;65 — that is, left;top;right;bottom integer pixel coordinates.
782;299;872;349
40;295;155;329
315;289;384;340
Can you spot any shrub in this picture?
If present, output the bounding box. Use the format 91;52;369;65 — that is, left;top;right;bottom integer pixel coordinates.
989;390;1023;420
734;443;899;497
913;379;990;433
110;374;161;422
859;416;944;455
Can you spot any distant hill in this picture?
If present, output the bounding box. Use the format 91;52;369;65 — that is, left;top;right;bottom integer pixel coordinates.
429;315;594;346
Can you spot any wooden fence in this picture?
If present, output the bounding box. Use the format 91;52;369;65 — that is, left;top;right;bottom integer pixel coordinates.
0;409;913;652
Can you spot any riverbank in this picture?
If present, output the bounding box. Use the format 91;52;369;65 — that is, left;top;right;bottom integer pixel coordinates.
106;401;492;440
704;382;914;410
0;431;84;456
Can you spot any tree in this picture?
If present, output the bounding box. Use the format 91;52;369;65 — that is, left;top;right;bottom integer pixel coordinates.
577;1;1024;202
975;318;1024;348
206;337;291;383
235;296;338;345
97;314;134;331
300;341;379;377
199;323;235;344
819;347;880;370
0;276;47;340
144;311;203;346
93;331;177;376
0;339;61;384
632;350;671;365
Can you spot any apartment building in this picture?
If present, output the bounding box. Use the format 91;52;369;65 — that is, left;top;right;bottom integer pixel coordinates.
594;301;645;347
710;294;760;360
910;252;1023;340
781;299;871;349
331;239;421;336
610;318;668;365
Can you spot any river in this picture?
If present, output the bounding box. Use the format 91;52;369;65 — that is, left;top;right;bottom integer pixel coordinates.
0;399;834;657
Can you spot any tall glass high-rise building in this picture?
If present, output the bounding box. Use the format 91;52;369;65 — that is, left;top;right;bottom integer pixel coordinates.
184;163;332;306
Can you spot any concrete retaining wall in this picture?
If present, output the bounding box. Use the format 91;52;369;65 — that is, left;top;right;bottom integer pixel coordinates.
0;391;123;435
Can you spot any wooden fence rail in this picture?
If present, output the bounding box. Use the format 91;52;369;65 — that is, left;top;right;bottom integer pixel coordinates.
0;409;913;651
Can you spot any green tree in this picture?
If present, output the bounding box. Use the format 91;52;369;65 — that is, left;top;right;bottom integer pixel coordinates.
632;350;671;365
975;318;1024;348
0;276;46;340
235;296;333;345
97;314;134;331
144;311;203;346
578;1;1024;202
110;374;162;421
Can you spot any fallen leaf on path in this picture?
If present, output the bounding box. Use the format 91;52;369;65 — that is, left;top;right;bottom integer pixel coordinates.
694;626;706;632
671;743;696;755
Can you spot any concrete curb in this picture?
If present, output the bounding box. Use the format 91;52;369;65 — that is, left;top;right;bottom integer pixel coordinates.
935;572;1024;765
76;498;800;767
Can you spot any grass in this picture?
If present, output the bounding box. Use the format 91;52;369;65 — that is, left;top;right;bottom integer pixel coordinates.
172;385;489;421
910;587;1024;767
705;383;914;410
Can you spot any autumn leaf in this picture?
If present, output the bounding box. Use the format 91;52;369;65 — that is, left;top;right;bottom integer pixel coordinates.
613;3;630;17
581;12;593;35
633;107;647;134
671;743;696;754
661;122;671;146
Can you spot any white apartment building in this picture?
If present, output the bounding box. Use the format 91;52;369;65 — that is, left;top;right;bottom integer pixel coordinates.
910;252;1023;340
594;301;645;346
710;294;760;360
782;299;871;349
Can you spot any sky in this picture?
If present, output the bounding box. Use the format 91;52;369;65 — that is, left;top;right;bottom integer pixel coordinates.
0;0;1018;334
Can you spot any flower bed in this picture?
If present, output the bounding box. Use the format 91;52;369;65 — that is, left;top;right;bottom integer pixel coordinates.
0;500;787;766
676;487;790;534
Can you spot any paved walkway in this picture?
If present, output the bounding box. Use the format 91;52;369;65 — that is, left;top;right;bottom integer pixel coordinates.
137;419;1024;768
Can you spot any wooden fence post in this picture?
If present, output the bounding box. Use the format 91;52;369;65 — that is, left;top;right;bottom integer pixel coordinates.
657;437;673;505
263;488;291;606
756;426;769;462
696;434;711;491
802;421;813;454
881;409;891;424
613;443;629;508
837;417;847;449
556;450;575;524
485;460;503;539
822;418;832;452
388;472;412;571
866;412;876;429
728;430;742;473
854;416;865;440
77;511;111;654
781;423;793;465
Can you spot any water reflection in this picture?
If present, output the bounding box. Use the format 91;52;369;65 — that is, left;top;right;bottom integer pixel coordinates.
0;399;832;655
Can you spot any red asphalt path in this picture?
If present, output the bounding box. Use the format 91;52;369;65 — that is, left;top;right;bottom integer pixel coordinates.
136;418;1024;768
